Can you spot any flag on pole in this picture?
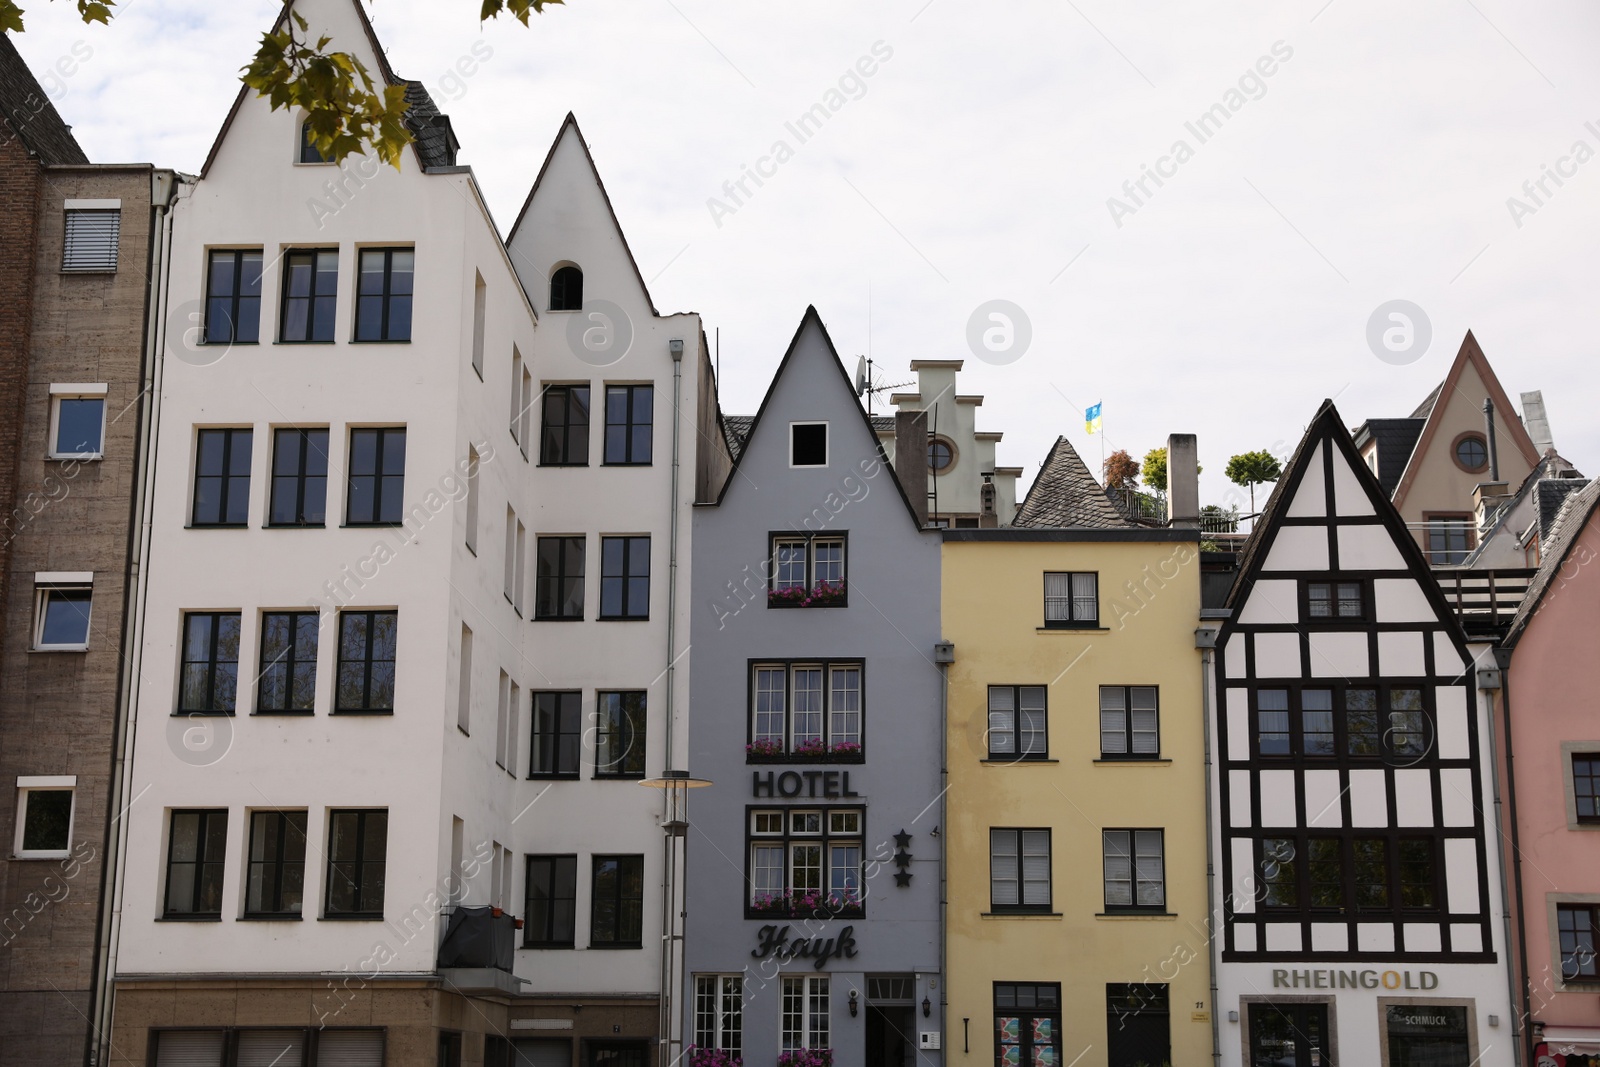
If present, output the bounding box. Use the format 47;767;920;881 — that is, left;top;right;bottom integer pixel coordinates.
1085;402;1102;434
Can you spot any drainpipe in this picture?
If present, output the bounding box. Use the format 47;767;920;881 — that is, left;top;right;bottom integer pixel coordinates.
1196;629;1222;1067
1493;649;1531;1066
94;168;180;1067
657;338;685;1066
935;639;954;1062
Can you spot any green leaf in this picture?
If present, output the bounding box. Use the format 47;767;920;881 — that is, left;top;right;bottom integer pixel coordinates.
0;0;25;33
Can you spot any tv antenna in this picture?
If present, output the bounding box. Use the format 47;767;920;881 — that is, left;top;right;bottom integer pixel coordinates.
854;356;912;417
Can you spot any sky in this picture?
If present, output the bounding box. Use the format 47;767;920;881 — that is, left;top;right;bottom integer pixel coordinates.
14;0;1600;511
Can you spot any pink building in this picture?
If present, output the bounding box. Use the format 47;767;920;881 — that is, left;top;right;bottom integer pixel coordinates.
1497;478;1600;1067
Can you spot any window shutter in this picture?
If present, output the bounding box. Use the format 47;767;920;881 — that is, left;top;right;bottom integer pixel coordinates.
316;1030;384;1067
1020;830;1051;904
1135;831;1164;906
62;210;120;272
988;687;1015;754
1043;573;1070;620
1131;688;1159;754
237;1031;306;1067
153;1031;226;1067
990;830;1019;905
1103;831;1132;906
1099;688;1126;754
1019;687;1046;755
1070;572;1097;620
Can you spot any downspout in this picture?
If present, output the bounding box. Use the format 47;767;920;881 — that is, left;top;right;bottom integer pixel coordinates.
1495;649;1531;1065
939;648;951;1061
657;337;685;1065
1198;633;1222;1067
93;168;179;1067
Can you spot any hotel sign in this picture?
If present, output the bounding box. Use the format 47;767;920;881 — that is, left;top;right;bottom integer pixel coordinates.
1272;969;1440;990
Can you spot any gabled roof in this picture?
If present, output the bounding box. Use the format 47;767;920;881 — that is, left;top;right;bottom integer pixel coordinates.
200;0;457;177
1391;330;1542;511
1352;417;1426;498
1012;436;1132;529
505;112;660;317
1410;381;1444;420
1536;476;1591;543
1506;477;1600;648
710;306;925;531
724;412;892;462
1459;454;1580;565
1221;400;1470;652
0;35;88;165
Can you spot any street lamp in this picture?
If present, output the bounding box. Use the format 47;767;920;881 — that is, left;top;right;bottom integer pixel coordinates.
639;770;713;1067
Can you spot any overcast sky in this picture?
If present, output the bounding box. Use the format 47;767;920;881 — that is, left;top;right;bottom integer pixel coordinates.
16;0;1600;508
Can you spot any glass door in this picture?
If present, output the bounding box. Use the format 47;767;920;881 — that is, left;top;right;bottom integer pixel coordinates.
1249;1002;1330;1067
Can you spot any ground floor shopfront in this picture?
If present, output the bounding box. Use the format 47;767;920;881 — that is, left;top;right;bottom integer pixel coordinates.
1220;965;1513;1066
111;978;660;1067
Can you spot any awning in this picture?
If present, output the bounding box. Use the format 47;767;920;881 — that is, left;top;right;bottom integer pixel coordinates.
1541;1027;1600;1053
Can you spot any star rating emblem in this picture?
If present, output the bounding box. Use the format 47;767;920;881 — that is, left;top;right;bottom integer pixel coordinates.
893;830;912;849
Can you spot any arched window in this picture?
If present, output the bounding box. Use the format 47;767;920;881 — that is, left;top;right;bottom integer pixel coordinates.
550;265;583;311
299;120;330;165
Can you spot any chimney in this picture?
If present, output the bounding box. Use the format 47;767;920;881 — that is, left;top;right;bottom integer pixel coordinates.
980;475;998;528
1520;390;1555;455
895;410;929;527
1483;399;1500;483
1166;433;1199;529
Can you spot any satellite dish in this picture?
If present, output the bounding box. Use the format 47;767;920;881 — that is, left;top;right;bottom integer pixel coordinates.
854;356;869;396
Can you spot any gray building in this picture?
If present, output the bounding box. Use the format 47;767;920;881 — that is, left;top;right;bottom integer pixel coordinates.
686;308;944;1067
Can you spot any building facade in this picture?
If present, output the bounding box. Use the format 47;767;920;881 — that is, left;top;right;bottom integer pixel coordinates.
942;435;1211;1067
1209;401;1514;1066
685;308;943;1067
0;37;161;1067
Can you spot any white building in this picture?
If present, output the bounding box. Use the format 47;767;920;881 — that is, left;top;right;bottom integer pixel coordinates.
106;0;726;1062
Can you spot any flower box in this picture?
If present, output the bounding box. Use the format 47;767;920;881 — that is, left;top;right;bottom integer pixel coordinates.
767;582;847;608
778;1049;833;1067
688;1047;743;1067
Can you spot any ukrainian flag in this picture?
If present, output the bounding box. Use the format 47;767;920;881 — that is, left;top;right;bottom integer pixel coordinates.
1085;402;1102;434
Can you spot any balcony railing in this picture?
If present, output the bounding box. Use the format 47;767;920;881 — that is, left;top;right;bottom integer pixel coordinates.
437;905;516;973
1433;567;1537;635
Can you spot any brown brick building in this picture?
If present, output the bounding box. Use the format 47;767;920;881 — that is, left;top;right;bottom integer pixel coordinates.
0;36;164;1067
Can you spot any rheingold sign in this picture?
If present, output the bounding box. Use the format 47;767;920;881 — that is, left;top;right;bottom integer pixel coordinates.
1271;969;1439;990
752;924;859;971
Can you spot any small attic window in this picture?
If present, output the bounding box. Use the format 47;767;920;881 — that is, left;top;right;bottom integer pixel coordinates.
550;265;583;311
299;121;331;165
790;422;828;468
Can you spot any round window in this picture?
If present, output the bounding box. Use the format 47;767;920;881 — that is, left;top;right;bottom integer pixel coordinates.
928;439;954;472
1455;435;1488;471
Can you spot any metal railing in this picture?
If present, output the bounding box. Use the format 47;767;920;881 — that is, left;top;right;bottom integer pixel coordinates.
1432;568;1537;633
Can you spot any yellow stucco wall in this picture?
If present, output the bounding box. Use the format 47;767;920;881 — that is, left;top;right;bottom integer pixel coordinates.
943;537;1211;1067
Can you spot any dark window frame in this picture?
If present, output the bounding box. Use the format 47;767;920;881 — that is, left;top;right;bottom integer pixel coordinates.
325;808;388;919
299;120;332;164
1424;512;1475;566
278;247;339;343
1574;754;1600;824
1301;578;1370;623
178;611;242;715
534;535;586;620
1098;685;1160;760
549;264;583;311
989;826;1053;914
766;531;848;608
744;805;866;919
993;982;1062;1067
598;535;650;620
244;809;308;918
353;246;414;342
334;610;397;714
603;384;654;466
524;854;578;947
1101;828;1166;914
746;659;866;762
256;610;319;714
163;808;228;919
191;428;253;527
345;427;407;526
1253;832;1441;919
590;853;645;948
789;422;828;467
1251;682;1432;763
268;427;329;527
1560;903;1600;981
529;690;582;779
1043;571;1099;628
987;684;1048;761
594;690;647;779
539;384;591;467
203;248;263;345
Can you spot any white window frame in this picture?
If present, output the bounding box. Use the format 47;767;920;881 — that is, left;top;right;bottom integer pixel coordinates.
695;974;744;1054
47;383;108;460
33;573;93;651
14;775;76;859
789;421;829;468
781;974;830;1050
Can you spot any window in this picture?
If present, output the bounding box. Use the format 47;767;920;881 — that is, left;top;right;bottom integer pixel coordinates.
517;363;534;457
530;692;581;778
768;534;846;606
603;385;653;465
928;438;954;472
346;427;406;525
13;778;74;859
62;207;119;272
470;272;486;373
1574;755;1600;823
694;975;743;1056
525;854;577;947
749;809;863;914
280;249;338;342
245;810;307;917
510;347;524;440
1455;434;1488;472
1261;837;1297;909
1426;515;1473;566
456;624;472;734
299;119;331;163
269;428;329;526
355;247;414;342
192;428;253;526
1256;685;1423;760
1560;905;1600;980
1105;984;1170;1067
179;612;241;713
465;447;480;552
790;422;827;467
164;809;227;917
590;854;644;946
1102;829;1164;912
204;249;263;344
152;1028;382;1065
257;611;318;713
990;828;1051;912
550;265;583;311
496;672;512;770
1388;688;1428;760
1099;686;1158;758
540;385;591;466
1398;837;1436;909
749;662;864;758
326;809;387;918
993;983;1060;1067
599;536;649;619
1307;580;1364;619
1259;835;1435;916
34;578;92;650
335;610;397;713
536;536;585;620
596;691;646;778
782;976;830;1052
1043;572;1098;627
1353;838;1389;910
988;686;1047;760
1306;837;1342;909
49;389;105;458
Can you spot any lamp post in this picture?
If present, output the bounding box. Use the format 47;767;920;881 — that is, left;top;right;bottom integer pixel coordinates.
641;769;712;1067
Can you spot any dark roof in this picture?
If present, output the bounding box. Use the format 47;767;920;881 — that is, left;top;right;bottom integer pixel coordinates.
0;35;88;165
402;82;458;168
1506;477;1600;648
1358;417;1426;497
1537;476;1591;542
1012;436;1132;529
1459;455;1574;565
1410;381;1444;419
724;413;891;463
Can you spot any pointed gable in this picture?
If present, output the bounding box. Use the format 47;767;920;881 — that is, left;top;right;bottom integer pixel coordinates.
1013;437;1130;529
712;307;923;530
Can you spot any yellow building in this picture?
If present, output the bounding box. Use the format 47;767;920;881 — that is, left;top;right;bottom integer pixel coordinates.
942;436;1211;1067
